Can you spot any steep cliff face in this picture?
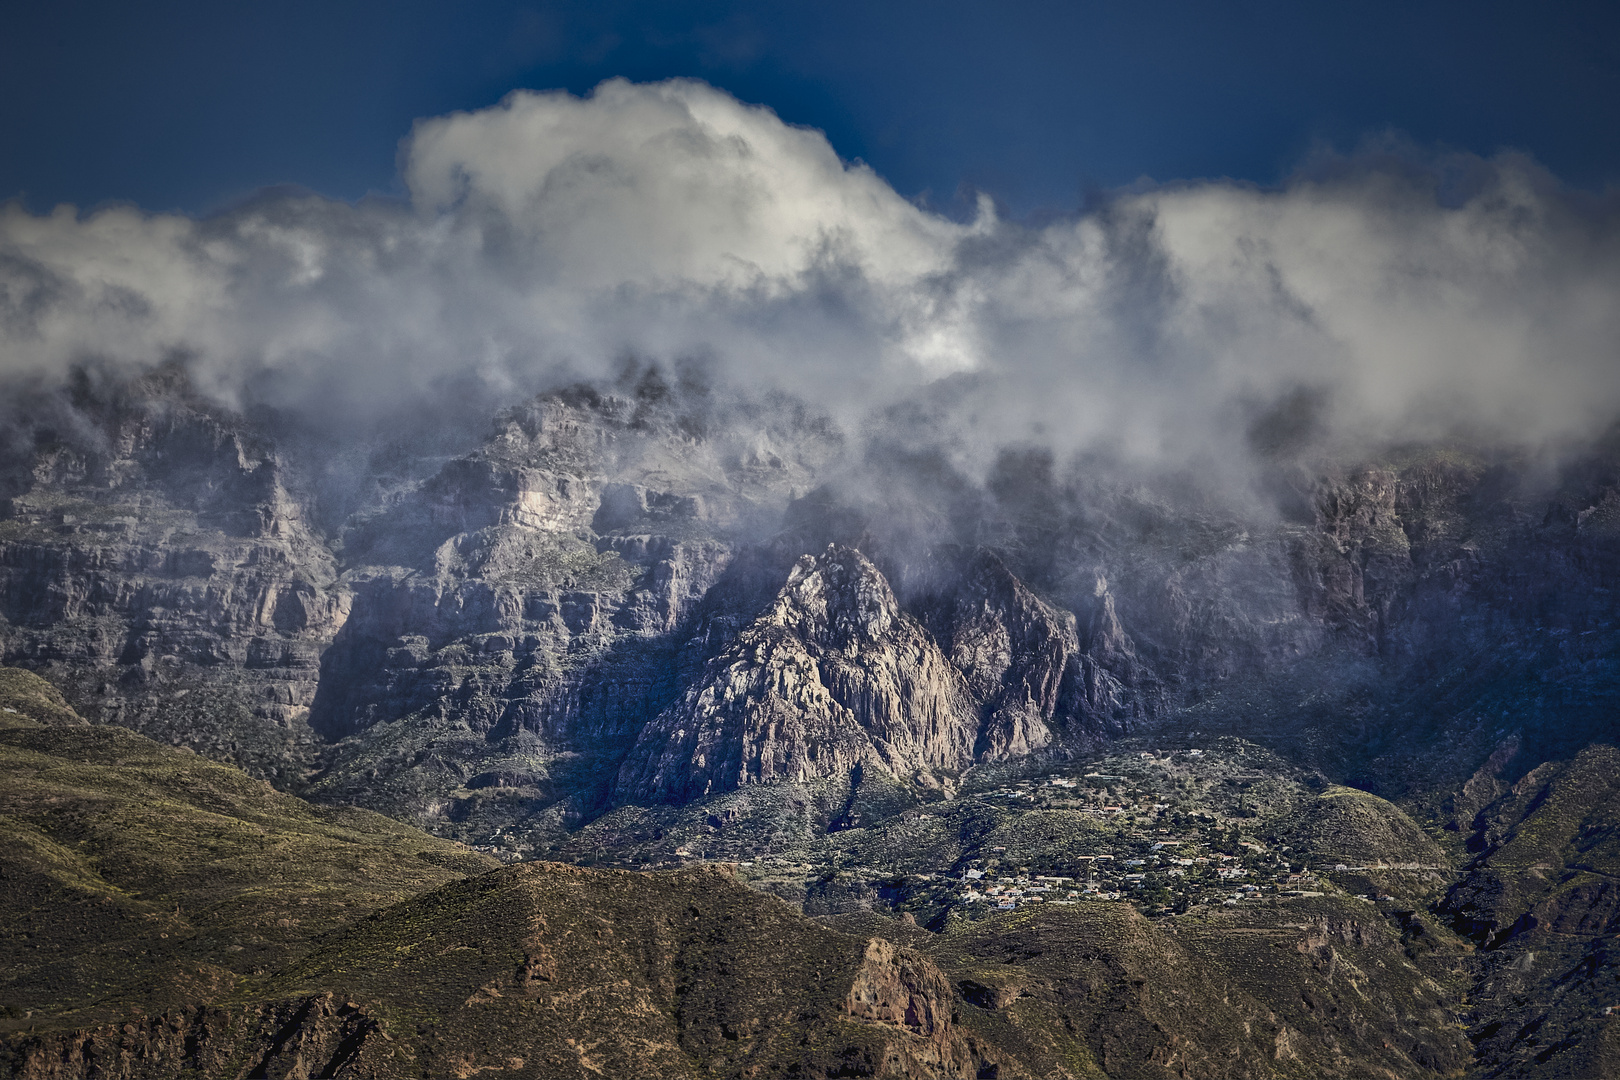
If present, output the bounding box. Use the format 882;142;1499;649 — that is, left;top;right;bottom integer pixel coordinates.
1;367;1616;851
0;369;347;780
308;387;809;744
936;552;1138;756
617;545;980;802
1306;453;1620;793
293;387;840;833
843;937;975;1077
981;450;1620;795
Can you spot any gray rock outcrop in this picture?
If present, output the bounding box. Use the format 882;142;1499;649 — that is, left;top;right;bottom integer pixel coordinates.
0;368;347;779
616;545;978;802
937;551;1132;758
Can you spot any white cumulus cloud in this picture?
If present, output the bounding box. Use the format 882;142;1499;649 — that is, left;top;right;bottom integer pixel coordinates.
1;78;1616;473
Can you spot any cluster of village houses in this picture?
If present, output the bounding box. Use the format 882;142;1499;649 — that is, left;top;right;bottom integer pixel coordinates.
539;749;1379;917
984;774;1168;818
954;768;1326;911
953;863;1321;910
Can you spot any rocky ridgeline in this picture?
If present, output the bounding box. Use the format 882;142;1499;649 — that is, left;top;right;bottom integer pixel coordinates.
936;551;1139;750
0;367;1617;842
617;544;1159;806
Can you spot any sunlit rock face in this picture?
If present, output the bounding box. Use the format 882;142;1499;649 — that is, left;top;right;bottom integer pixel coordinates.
615;545;979;802
295;382;836;827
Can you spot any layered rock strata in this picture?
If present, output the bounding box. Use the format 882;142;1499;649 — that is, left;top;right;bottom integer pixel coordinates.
0;369;347;779
0;367;1616;848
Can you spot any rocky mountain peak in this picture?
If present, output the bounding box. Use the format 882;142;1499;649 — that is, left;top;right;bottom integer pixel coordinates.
773;544;901;649
614;544;978;803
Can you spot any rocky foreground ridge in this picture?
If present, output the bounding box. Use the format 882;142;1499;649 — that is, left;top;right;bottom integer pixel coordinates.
11;665;1620;1077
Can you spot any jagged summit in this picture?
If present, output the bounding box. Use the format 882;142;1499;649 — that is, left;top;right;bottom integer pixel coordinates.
779;542;906;646
615;544;978;802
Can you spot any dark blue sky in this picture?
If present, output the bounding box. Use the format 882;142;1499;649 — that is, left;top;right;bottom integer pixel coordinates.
3;0;1617;218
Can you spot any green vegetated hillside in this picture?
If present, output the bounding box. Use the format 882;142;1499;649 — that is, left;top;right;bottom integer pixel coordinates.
0;668;499;1037
0;668;85;727
1289;786;1448;867
4;665;1620;1078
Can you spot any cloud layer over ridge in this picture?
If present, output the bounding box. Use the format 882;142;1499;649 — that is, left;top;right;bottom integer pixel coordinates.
2;78;1617;470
